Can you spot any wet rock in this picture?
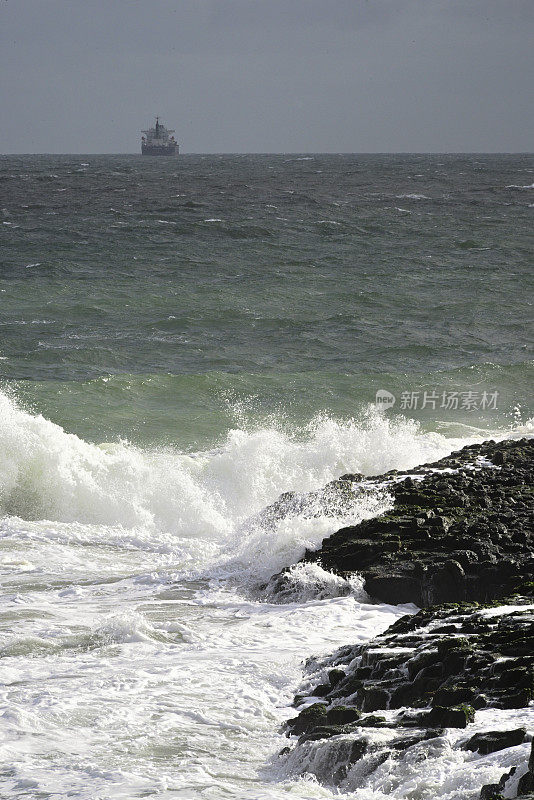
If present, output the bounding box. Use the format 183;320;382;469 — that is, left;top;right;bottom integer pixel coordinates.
277;438;533;795
431;686;477;706
299;724;356;743
463;728;526;755
286;702;327;736
348;738;367;763
328;668;345;687
497;689;532;709
480;766;518;799
425;704;475;728
326;705;361;725
361;686;390;712
517;740;534;794
311;683;331;697
389;730;441;751
480;786;504;800
283;599;533;792
273;438;534;607
356;714;388;727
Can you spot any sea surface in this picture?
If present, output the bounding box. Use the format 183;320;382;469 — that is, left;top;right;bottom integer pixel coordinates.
0;153;532;799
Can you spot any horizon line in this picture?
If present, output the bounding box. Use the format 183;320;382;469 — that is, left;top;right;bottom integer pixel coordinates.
1;150;533;157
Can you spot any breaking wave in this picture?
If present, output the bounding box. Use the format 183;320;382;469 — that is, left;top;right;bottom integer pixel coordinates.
0;390;481;581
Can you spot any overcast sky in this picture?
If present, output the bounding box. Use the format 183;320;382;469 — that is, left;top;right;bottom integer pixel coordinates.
1;0;533;153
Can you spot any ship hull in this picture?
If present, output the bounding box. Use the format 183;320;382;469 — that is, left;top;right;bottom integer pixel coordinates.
141;144;178;156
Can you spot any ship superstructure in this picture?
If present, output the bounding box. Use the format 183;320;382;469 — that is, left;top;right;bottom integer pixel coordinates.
141;117;179;155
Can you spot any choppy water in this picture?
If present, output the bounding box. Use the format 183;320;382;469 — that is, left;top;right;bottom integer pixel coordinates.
0;154;532;799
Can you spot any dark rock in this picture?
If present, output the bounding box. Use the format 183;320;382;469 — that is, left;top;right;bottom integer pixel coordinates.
497;689;532;709
425;704;475;728
356;714;388;727
311;683;331;697
389;731;441;751
286;703;327;736
517;740;534;794
463;728;526;755
361;686;390;711
481;767;517;800
326;706;361;725
328;668;345;687
480;786;504;800
285;599;532;791
349;738;368;763
276;437;534;794
431;686;477;706
493;666;533;690
299;724;356;743
271;437;534;608
390;680;430;708
518;770;534;794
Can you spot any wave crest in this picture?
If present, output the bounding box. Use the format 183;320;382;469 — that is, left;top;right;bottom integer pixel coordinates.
0;390;481;577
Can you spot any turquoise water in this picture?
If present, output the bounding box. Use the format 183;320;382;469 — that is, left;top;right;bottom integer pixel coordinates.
0;153;533;800
1;153;532;446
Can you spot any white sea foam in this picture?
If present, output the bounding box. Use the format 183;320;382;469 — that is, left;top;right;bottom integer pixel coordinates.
262;562;368;604
395;193;430;200
0;391;471;577
0;391;530;799
478;604;534;618
279;722;533;800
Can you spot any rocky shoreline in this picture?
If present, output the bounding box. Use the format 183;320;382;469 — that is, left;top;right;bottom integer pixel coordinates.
271;437;533;799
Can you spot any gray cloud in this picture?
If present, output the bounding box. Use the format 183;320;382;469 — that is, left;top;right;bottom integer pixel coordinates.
1;0;533;152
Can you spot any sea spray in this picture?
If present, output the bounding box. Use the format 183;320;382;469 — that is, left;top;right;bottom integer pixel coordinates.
0;390;471;576
0;396;531;799
1;151;533;800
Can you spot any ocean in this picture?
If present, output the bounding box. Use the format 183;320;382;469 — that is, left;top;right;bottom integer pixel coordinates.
0;153;532;799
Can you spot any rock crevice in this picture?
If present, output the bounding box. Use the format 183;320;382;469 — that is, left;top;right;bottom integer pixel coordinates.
273;438;533;797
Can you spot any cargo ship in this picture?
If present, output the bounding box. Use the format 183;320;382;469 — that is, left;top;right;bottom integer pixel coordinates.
141;117;179;156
